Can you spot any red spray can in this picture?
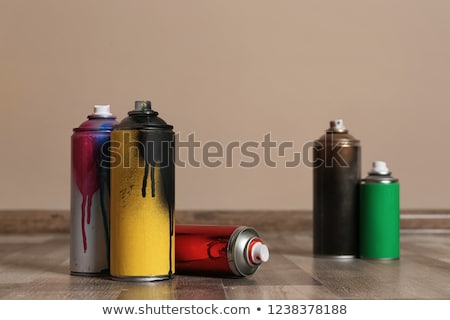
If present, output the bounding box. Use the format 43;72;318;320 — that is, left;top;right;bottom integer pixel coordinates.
175;225;270;277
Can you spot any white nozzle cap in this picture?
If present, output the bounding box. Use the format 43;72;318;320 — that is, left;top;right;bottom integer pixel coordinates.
93;105;112;116
370;161;390;175
251;242;270;264
333;119;346;130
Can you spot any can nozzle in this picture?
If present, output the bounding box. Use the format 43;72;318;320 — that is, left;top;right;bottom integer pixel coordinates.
331;119;346;130
328;119;348;133
94;105;112;116
135;100;152;111
370;161;390;175
248;239;270;265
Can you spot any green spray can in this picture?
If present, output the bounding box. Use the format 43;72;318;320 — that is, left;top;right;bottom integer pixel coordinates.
360;161;400;259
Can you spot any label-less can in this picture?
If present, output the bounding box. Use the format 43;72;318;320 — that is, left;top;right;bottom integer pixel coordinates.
175;225;269;277
110;100;175;281
360;161;400;259
313;119;361;257
70;105;117;276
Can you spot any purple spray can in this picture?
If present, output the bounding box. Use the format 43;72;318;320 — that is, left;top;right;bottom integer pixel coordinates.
70;105;118;276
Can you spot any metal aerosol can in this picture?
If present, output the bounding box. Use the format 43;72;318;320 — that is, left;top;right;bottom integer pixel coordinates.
175;225;269;277
313;119;361;257
360;161;400;259
70;105;117;276
110;100;175;281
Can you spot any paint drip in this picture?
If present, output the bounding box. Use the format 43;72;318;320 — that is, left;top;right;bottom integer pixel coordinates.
110;100;175;281
70;105;117;276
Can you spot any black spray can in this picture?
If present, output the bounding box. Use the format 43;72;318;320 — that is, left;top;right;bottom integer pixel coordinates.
313;119;361;257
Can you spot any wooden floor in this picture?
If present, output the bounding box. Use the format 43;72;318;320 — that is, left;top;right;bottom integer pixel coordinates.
1;230;450;299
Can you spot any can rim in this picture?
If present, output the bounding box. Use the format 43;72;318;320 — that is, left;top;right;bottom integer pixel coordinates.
110;274;172;282
227;226;262;277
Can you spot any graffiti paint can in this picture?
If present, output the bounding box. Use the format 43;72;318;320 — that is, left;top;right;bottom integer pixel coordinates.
70;105;117;276
175;225;269;277
313;119;361;258
360;161;400;259
110;100;175;281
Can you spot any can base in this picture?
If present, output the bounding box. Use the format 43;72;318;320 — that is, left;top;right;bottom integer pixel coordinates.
70;270;109;277
313;254;357;259
360;256;400;260
111;274;173;282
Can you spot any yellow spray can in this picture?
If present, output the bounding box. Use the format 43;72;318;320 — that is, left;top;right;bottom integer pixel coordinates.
109;100;175;281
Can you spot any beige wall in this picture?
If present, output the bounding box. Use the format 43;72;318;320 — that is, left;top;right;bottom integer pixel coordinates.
1;0;449;210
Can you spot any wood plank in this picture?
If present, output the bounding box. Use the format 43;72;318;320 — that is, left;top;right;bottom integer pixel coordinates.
285;239;450;299
1;210;450;233
224;285;339;300
0;232;449;299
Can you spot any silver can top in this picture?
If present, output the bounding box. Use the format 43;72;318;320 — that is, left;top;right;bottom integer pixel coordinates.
362;160;398;183
227;226;270;277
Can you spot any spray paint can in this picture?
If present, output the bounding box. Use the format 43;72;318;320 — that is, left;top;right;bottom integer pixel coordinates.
313;119;361;257
175;225;269;277
70;105;117;276
360;161;400;259
110;100;175;281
